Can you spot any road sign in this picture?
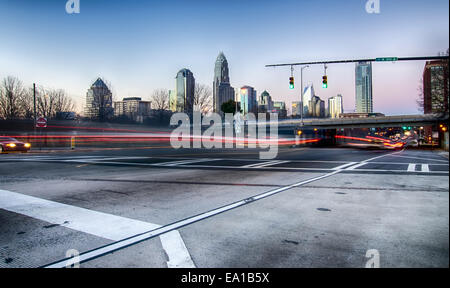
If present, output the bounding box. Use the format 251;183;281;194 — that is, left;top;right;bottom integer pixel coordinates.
36;117;47;128
375;57;398;62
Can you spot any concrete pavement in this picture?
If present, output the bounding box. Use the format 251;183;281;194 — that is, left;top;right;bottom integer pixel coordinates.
0;147;448;268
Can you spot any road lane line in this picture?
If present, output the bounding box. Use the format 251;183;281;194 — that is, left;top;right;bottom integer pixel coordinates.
41;170;342;268
421;164;430;173
160;159;217;167
242;160;290;168
390;155;448;163
408;164;416;172
346;162;367;170
256;160;290;168
160;231;195;268
43;150;403;268
0;189;194;268
333;162;357;170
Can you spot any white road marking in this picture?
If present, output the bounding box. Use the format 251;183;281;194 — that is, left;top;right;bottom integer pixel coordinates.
242;160;290;168
408;164;416;172
346;162;367;170
160;231;195;268
421;164;430;173
256;160;290;168
160;159;217;167
41;170;343;268
333;162;357;170
390;154;448;163
0;189;194;268
42;150;403;267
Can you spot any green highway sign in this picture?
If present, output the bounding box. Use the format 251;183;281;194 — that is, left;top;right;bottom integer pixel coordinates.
376;57;399;62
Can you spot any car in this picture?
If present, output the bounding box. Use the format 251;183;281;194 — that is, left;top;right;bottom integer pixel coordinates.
0;137;31;153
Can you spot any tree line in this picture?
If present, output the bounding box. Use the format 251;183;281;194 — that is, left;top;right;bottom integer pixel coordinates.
0;76;75;120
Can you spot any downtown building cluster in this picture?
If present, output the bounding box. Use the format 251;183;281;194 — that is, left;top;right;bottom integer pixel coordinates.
83;53;448;124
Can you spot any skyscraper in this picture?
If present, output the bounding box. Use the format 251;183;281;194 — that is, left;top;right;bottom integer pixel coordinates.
240;86;257;116
173;68;195;114
355;62;373;113
213;52;235;113
258;90;274;113
423;60;449;114
308;96;325;118
302;85;315;117
85;78;114;120
292;101;302;117
328;94;344;118
273;101;287;118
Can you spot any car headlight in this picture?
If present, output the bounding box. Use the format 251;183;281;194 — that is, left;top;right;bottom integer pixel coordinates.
6;143;16;148
24;143;31;148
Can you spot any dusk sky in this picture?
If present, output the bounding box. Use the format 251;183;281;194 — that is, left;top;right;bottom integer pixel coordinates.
0;0;448;115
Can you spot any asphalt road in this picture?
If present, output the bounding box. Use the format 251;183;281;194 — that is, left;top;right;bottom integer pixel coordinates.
0;146;448;268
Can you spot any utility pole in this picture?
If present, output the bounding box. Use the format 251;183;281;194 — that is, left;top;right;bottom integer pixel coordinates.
33;83;36;130
300;65;309;127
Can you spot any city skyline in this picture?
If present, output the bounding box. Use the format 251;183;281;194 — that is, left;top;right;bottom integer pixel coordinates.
0;0;449;115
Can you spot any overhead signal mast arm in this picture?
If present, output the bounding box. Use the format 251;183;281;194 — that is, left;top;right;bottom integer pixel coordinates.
265;56;449;67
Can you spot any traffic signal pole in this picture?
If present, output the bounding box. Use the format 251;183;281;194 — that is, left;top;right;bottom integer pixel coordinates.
266;55;449;68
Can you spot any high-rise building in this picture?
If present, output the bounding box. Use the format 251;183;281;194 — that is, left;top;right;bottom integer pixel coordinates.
169;90;176;112
240;86;257;116
258;90;273;113
423;60;449;114
85;78;114;120
114;97;151;123
328;94;344;118
355;62;373;113
309;96;325;118
273;101;287;118
213;52;235;113
173;68;195;114
292;101;301;117
302;85;315;117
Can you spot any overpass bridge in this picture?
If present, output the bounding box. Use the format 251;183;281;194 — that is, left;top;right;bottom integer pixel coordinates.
275;113;448;130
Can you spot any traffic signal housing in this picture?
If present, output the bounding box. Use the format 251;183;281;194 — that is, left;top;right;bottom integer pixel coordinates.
289;77;294;89
322;76;328;88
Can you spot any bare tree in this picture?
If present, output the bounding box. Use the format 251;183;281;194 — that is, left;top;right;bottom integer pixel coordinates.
416;77;425;113
34;87;76;119
0;76;27;119
192;84;212;115
53;89;75;114
150;89;169;111
21;87;35;119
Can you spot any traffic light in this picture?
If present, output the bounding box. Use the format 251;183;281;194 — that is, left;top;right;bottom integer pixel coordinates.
322;76;328;88
289;77;294;89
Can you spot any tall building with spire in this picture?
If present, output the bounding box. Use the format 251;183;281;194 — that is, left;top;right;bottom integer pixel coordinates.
85;78;114;120
213;52;235;113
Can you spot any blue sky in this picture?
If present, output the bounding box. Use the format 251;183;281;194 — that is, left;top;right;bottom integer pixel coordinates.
0;0;448;115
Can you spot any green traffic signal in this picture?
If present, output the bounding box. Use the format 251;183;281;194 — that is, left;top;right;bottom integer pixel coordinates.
322;75;328;88
289;77;294;89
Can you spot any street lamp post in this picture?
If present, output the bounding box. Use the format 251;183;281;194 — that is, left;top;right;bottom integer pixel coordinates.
300;65;309;126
